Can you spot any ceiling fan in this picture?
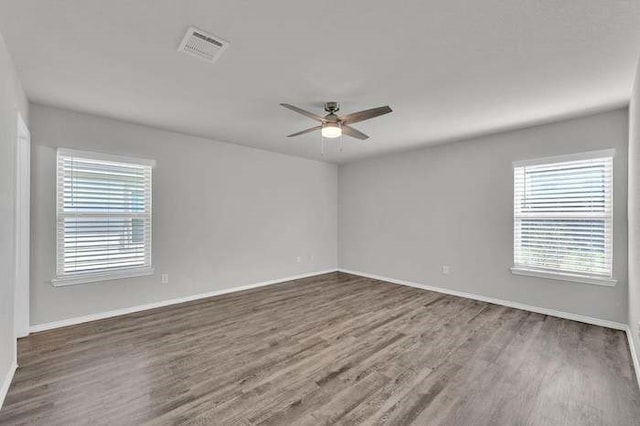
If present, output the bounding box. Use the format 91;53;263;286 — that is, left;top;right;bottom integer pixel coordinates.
280;102;392;140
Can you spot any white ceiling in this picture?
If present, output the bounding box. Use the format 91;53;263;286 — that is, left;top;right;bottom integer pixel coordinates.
1;0;639;163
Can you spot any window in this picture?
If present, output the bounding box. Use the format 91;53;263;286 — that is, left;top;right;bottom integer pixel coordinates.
511;150;615;286
53;149;154;286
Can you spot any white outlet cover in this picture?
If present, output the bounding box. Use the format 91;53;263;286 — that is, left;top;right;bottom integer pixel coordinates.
442;265;450;275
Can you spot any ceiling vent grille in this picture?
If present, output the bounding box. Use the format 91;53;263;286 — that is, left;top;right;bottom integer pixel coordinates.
178;27;229;64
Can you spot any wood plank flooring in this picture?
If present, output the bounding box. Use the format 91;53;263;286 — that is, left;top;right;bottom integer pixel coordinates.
1;272;639;425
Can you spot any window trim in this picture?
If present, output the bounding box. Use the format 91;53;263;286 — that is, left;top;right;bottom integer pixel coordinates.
52;148;155;287
510;267;617;287
511;149;616;286
51;267;154;287
512;149;615;168
57;148;156;168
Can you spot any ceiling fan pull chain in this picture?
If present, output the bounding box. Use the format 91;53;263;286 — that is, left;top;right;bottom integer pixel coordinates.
321;133;325;156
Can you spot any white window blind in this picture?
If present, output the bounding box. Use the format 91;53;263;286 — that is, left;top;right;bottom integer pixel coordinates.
55;149;154;285
513;151;613;281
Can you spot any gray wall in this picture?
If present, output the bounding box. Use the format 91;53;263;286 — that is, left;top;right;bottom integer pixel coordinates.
629;59;640;359
339;109;628;323
30;104;338;326
0;33;27;392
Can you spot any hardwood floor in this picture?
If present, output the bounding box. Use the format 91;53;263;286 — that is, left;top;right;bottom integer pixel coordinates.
1;272;639;425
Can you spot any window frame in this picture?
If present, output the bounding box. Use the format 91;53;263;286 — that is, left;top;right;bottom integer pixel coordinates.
510;149;617;287
51;148;155;287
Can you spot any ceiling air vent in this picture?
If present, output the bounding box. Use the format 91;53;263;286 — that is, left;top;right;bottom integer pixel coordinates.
178;27;229;64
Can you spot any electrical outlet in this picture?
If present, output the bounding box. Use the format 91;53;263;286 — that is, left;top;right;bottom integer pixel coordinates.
161;274;169;284
296;256;302;264
442;265;450;275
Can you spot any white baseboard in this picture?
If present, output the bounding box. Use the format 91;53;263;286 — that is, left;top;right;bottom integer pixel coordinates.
626;327;640;390
30;269;337;333
0;361;17;409
339;269;627;330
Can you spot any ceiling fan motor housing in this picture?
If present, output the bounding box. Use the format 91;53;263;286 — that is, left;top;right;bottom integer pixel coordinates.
324;113;340;123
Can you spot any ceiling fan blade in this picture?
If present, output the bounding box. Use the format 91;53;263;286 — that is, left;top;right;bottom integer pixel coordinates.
341;105;392;124
287;125;322;137
280;103;325;122
342;124;369;140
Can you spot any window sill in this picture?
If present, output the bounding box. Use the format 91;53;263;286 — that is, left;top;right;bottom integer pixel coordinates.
510;267;617;287
51;267;154;287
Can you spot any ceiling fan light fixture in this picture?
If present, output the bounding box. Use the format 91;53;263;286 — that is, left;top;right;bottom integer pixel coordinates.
321;122;342;138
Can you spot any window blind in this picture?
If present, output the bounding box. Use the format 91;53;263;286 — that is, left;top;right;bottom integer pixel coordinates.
513;152;613;279
56;150;153;280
